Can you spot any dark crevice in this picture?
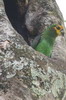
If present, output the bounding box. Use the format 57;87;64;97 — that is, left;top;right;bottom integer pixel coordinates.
3;0;31;45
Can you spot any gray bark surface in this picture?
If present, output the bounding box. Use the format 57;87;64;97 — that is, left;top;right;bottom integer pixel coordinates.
0;0;66;100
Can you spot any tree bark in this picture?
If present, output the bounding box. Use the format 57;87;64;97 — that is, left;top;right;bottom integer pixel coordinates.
0;0;66;100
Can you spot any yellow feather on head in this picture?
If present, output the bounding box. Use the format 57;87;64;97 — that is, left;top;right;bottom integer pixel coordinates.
53;25;64;35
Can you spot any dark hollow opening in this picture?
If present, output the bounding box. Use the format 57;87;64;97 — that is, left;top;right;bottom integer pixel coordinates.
3;0;31;45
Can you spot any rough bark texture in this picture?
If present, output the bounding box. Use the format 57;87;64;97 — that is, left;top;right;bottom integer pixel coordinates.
0;0;66;100
25;0;64;34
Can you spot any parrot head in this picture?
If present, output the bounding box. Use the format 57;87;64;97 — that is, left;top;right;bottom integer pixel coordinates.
53;25;64;36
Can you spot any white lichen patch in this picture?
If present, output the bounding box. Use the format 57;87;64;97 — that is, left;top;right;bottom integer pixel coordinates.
1;51;39;79
32;85;48;96
6;73;16;79
15;44;24;49
0;40;11;50
31;66;66;99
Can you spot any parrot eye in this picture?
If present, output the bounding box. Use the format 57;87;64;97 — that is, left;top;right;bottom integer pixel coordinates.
56;26;60;30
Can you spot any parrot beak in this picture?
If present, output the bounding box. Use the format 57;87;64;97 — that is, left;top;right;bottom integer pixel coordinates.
61;29;64;36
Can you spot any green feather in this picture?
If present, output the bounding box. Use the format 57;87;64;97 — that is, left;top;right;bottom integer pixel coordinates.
33;24;62;57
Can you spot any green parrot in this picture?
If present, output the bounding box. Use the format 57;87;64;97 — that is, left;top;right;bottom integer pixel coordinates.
32;24;64;57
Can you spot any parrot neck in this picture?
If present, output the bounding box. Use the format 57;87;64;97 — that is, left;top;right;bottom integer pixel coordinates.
41;27;57;46
41;34;56;46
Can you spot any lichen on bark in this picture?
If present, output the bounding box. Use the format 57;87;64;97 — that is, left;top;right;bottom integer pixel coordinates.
0;0;66;100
